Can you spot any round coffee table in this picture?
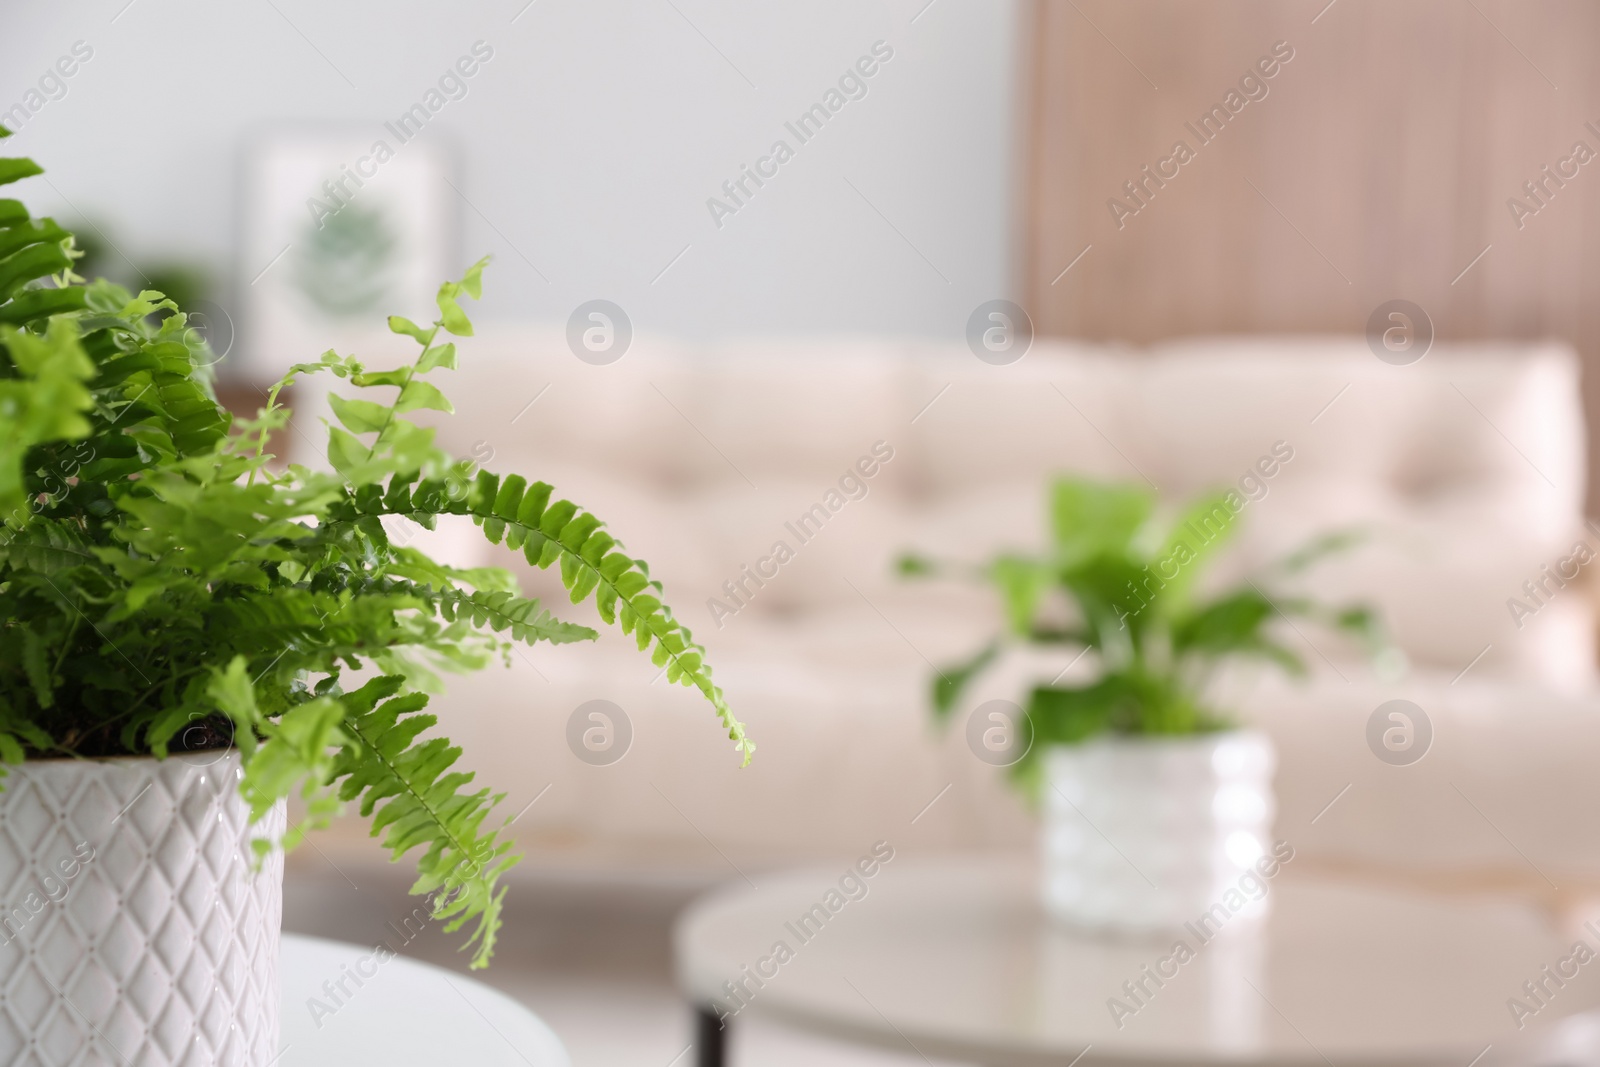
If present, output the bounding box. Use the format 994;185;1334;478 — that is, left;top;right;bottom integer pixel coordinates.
280;934;569;1065
675;857;1600;1067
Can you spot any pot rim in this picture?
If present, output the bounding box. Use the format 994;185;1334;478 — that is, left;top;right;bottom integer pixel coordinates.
1043;727;1270;749
5;749;240;767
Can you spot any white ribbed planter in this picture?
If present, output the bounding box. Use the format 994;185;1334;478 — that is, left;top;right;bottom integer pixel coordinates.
0;752;284;1066
1041;730;1276;935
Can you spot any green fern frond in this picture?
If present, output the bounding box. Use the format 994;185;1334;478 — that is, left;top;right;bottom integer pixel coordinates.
0;704;50;777
311;280;755;762
384;545;515;595
0;143;90;332
434;587;598;646
328;675;517;969
20;629;53;709
209;658;345;843
0;518;94;575
0;318;96;524
416;469;753;763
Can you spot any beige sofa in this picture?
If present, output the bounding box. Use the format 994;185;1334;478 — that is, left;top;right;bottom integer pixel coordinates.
294;330;1598;884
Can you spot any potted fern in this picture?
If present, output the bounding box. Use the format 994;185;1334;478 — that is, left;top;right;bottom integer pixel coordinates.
901;476;1375;934
0;131;750;1065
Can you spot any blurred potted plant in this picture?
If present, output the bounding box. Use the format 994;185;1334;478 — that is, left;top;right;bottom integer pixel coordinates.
900;476;1376;934
0;131;751;1064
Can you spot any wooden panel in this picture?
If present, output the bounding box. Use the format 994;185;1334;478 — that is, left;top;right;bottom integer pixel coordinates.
1020;0;1600;500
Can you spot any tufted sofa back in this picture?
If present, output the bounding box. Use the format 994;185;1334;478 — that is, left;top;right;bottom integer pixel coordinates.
295;328;1591;684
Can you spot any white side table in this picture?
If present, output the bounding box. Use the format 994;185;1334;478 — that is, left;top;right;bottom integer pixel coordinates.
280;934;569;1066
676;857;1600;1067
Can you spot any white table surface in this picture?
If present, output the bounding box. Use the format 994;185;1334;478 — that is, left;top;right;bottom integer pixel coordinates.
675;857;1600;1067
280;934;569;1066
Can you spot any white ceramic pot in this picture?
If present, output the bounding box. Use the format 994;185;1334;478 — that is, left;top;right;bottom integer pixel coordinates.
1041;730;1276;935
0;751;285;1066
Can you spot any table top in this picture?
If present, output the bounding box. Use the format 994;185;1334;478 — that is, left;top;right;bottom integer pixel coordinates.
675;857;1600;1067
279;934;569;1066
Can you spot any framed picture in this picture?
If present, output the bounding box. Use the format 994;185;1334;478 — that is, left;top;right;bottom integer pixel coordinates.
236;124;456;383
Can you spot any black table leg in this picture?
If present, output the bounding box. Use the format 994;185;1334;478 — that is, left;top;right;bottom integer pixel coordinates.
695;1004;728;1067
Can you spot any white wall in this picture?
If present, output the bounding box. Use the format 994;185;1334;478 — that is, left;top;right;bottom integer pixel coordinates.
0;0;1019;342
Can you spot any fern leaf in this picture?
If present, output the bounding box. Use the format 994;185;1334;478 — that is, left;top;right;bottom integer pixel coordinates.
211;658;346;844
382;470;754;764
329;675;518;968
0;732;23;769
0;318;96;522
0;519;94;575
20;628;52;709
435;587;597;645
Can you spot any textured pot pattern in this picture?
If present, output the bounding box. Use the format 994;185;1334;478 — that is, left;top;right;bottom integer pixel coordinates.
1041;730;1276;934
0;752;284;1066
